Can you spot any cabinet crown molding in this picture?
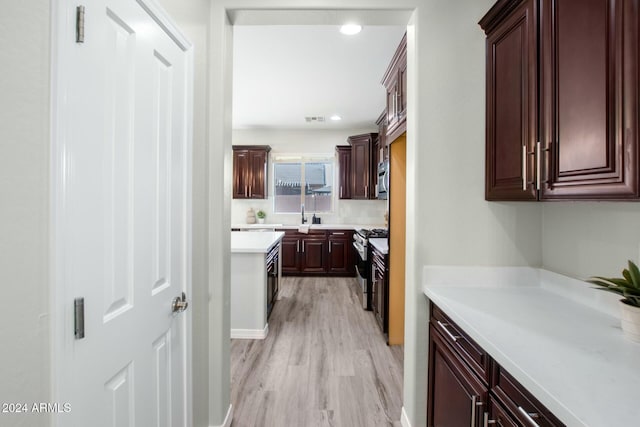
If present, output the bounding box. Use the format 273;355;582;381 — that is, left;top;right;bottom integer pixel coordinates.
478;0;528;34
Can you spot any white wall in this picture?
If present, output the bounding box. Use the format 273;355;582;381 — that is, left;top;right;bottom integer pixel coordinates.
232;128;387;226
406;1;542;425
542;203;640;279
0;2;51;426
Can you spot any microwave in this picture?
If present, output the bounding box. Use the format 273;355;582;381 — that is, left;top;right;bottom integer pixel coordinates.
377;160;389;200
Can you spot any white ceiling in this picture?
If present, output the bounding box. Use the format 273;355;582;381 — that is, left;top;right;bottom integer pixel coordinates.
232;25;406;130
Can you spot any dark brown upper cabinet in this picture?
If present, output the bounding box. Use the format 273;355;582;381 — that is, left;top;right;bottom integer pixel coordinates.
382;33;407;145
336;145;352;200
348;133;378;200
480;0;639;201
482;0;538;201
232;145;271;199
375;110;389;165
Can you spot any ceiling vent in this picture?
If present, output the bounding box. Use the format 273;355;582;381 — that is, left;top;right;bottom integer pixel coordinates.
305;116;326;123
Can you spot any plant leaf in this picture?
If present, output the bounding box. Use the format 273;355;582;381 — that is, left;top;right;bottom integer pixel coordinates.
627;260;640;289
623;269;633;285
587;277;620;288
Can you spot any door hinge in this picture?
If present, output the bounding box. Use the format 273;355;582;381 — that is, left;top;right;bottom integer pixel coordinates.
74;297;85;339
76;6;85;43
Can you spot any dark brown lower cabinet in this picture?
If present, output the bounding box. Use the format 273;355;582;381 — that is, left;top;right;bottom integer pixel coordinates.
327;236;354;275
281;237;300;274
427;302;565;427
371;246;388;336
280;229;355;276
428;324;488;427
300;238;327;273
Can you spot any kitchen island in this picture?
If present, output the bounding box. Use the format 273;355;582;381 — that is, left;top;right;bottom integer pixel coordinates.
231;231;284;339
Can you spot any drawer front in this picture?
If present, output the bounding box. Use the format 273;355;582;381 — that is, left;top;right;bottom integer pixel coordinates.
430;303;491;384
487;396;519;427
491;364;565;427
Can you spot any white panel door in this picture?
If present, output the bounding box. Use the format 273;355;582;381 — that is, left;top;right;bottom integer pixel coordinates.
53;0;192;426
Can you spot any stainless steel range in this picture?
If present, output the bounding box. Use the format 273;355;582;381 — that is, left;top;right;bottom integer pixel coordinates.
353;228;388;309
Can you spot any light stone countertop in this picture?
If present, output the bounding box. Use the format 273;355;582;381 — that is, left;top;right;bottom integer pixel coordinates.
232;223;385;231
422;266;638;427
368;238;388;255
230;231;284;253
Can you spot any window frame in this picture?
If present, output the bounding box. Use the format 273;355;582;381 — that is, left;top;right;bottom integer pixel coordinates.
271;154;335;214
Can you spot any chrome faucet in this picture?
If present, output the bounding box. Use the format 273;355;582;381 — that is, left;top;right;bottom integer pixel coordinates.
301;204;307;224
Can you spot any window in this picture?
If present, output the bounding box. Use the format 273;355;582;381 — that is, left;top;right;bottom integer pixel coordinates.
273;158;334;214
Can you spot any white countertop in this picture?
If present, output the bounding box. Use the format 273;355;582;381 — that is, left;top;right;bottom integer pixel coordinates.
369;238;388;255
230;231;284;253
231;223;283;229
232;223;385;231
422;266;639;427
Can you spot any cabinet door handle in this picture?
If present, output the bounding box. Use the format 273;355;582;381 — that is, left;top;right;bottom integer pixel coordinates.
302;240;305;252
536;141;541;191
517;407;541;427
249;186;252;198
522;144;527;191
340;186;343;198
365;185;368;198
483;412;496;427
245;186;248;198
297;240;300;253
329;241;332;253
470;395;484;427
437;320;461;342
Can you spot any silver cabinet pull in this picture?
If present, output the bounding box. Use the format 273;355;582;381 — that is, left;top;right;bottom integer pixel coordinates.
517;406;541;427
536;141;541;191
302;240;305;252
329;241;332;253
297;240;300;252
249;186;252;198
484;412;496;427
437;320;461;342
470;395;484;427
522;143;527;191
245;186;248;198
340;186;343;198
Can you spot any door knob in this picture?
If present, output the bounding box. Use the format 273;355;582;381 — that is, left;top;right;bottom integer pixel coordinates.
171;292;189;313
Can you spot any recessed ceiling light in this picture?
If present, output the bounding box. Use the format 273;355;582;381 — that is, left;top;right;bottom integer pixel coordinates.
340;24;362;35
330;115;342;121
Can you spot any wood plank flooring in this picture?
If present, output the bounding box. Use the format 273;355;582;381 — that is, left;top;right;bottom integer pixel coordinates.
230;277;404;427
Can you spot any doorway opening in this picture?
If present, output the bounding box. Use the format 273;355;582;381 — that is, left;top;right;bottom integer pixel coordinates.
227;9;412;426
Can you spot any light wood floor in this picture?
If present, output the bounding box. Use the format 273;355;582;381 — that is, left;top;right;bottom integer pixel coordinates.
230;277;404;427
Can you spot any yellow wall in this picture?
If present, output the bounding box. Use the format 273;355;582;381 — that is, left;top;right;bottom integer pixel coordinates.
389;134;406;345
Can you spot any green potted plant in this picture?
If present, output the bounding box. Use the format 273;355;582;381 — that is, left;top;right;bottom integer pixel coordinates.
588;260;640;343
256;209;266;224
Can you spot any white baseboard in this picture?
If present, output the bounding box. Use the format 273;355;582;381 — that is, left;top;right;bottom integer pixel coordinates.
231;323;268;339
401;406;412;427
211;404;233;427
